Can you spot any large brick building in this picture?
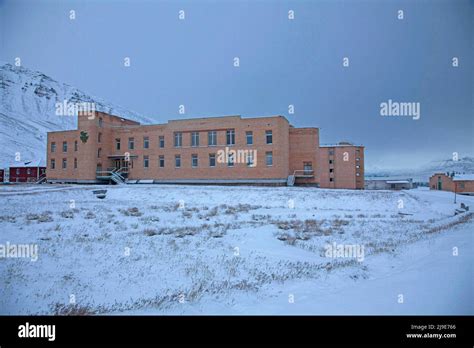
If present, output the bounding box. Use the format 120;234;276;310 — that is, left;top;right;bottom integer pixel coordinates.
46;111;364;189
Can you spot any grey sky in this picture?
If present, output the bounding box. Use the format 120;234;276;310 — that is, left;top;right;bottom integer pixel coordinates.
1;0;472;170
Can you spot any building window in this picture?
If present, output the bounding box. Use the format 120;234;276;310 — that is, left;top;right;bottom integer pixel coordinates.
159;136;165;148
98;132;102;143
27;168;31;175
208;131;217;146
97;148;102;158
328;149;335;156
144;136;149;149
175;155;181;168
304;162;313;174
51;142;56;153
144;155;149;168
459;182;465;189
329;159;333;164
74;158;77;169
226;129;235;145
191;132;199;147
246;131;253;145
62;158;67;169
356;172;360;176
209;154;216;167
174;132;182;147
227;152;234;167
266;130;273;144
62;141;67;152
98;118;103;127
265;151;273;166
159;155;165;168
329;168;334;173
74;141;78;151
16;168;20;175
116;138;121;150
356;165;360;169
330;178;334;182
128;137;134;150
246;152;254;167
192;154;198;167
356;158;360;162
50;159;55;169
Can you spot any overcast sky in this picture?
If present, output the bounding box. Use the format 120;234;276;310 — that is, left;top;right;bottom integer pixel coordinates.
1;0;472;170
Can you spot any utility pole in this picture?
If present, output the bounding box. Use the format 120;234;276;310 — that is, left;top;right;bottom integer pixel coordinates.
454;181;457;204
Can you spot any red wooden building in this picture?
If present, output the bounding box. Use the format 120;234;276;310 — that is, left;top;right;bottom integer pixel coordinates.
7;160;46;183
0;169;4;183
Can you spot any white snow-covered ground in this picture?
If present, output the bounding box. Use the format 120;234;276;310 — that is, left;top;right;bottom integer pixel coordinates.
0;185;472;315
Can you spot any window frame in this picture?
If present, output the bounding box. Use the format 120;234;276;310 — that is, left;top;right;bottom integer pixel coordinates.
174;132;182;147
265;130;273;145
175;155;181;168
208;131;217;146
226;129;235;146
191;132;200;147
209;153;216;167
265;151;273;166
246;131;253;145
191;154;198;167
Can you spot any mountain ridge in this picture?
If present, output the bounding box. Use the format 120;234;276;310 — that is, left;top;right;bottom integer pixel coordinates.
0;62;153;166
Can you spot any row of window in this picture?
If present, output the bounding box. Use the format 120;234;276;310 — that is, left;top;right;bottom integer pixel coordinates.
50;152;274;170
51;141;78;153
143;152;273;168
117;130;273;151
50;158;77;169
51;130;274;153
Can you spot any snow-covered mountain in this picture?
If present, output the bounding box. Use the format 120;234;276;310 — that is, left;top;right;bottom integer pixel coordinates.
366;156;474;182
0;62;153;166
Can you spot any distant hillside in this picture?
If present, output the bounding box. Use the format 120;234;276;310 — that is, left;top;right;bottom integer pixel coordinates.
366;157;474;182
0;63;153;166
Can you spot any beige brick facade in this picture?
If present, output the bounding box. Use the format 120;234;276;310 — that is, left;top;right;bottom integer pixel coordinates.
46;111;364;188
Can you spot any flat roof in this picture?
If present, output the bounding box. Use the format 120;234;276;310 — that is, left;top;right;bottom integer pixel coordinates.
453;174;474;181
320;144;364;148
167;114;289;123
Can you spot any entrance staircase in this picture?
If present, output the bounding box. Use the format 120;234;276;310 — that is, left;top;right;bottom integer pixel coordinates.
96;167;128;185
287;170;314;186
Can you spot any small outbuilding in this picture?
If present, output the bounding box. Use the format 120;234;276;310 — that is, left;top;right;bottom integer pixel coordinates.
6;160;47;183
429;173;474;195
365;177;413;190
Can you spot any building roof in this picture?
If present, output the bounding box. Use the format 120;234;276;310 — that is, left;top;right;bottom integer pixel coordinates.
167;114;289;124
453;174;474;181
3;159;46;168
320;142;364;148
386;180;411;184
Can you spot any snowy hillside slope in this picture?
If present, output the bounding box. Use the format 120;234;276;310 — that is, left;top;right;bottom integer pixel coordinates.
366;157;474;182
0;62;152;166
